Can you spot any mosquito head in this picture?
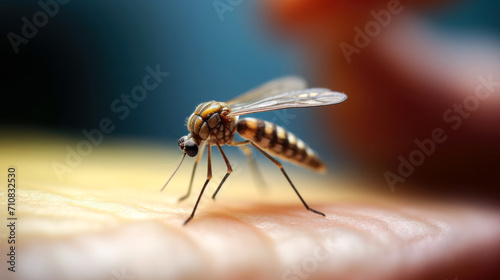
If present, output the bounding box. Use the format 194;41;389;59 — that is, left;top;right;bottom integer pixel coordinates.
178;135;199;157
160;134;199;192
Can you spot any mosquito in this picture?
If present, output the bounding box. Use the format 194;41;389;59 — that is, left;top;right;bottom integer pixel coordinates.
161;76;347;225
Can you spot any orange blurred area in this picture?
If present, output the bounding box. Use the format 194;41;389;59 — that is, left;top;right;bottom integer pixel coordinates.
262;0;500;198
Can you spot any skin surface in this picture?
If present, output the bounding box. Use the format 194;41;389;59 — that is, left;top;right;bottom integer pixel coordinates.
1;134;500;280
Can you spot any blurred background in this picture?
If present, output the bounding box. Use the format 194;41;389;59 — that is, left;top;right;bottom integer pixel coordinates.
0;0;306;140
1;0;500;199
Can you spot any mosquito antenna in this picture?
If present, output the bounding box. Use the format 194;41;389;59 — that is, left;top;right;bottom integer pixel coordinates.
160;153;186;192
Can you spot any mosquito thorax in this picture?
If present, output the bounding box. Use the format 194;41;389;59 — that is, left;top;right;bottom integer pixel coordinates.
186;101;238;145
178;135;199;157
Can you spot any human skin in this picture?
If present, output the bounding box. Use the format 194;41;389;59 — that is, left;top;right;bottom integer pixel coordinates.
1;136;500;280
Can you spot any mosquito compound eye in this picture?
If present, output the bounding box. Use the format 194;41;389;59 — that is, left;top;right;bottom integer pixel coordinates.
178;136;187;150
184;140;198;157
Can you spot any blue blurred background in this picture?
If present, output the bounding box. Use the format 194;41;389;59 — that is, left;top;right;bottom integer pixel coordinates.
1;1;303;140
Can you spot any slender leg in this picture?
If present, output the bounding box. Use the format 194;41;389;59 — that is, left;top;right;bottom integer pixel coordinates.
211;142;233;200
232;140;251;146
239;145;268;190
184;145;212;225
178;142;206;202
249;141;325;217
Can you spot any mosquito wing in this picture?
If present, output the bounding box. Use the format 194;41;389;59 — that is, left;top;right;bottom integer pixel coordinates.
227;76;307;108
228;87;347;116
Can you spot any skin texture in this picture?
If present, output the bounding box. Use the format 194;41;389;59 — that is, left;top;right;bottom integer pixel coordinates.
1;135;500;280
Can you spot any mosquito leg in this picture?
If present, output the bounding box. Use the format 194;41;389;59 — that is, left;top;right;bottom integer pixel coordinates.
249;141;325;217
178;142;206;202
239;145;267;189
232;140;251;146
184;145;212;225
211;142;233;200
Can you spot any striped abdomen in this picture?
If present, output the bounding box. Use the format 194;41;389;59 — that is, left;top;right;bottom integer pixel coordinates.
236;118;326;172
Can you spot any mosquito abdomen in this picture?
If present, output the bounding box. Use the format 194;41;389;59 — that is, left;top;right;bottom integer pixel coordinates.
236;117;326;172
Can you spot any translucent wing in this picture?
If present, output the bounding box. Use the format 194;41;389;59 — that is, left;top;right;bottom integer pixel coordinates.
227;76;307;108
228;87;347;116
